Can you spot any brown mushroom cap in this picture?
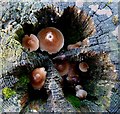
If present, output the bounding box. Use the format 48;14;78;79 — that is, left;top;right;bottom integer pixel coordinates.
67;63;78;77
67;63;80;83
38;27;64;54
31;67;47;90
54;61;70;76
22;34;39;52
79;62;89;72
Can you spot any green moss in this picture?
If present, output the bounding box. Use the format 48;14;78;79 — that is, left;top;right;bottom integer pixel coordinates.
19;74;30;87
66;94;80;110
14;74;30;91
14;25;24;42
2;87;16;99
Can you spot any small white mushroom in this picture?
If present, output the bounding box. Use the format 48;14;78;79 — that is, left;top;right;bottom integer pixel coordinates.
75;85;87;99
75;85;83;91
76;89;87;99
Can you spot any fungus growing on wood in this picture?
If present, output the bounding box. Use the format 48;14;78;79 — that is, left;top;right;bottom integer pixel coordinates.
54;60;70;76
30;67;47;90
76;89;87;99
22;34;39;52
38;27;64;54
79;62;89;72
75;85;87;99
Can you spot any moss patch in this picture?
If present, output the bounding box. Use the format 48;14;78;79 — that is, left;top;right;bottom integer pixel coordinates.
18;74;30;87
2;87;16;99
66;94;80;110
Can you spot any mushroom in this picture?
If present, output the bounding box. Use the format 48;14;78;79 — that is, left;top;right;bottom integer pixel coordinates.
79;62;89;72
66;76;79;83
76;89;87;99
30;67;47;90
67;63;80;83
75;85;83;91
22;34;39;52
38;27;64;54
68;63;78;77
54;60;70;76
67;41;81;50
67;39;89;50
75;85;87;99
82;38;89;46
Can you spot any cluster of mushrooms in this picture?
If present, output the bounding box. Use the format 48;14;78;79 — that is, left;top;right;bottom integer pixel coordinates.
22;27;64;54
22;26;89;99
